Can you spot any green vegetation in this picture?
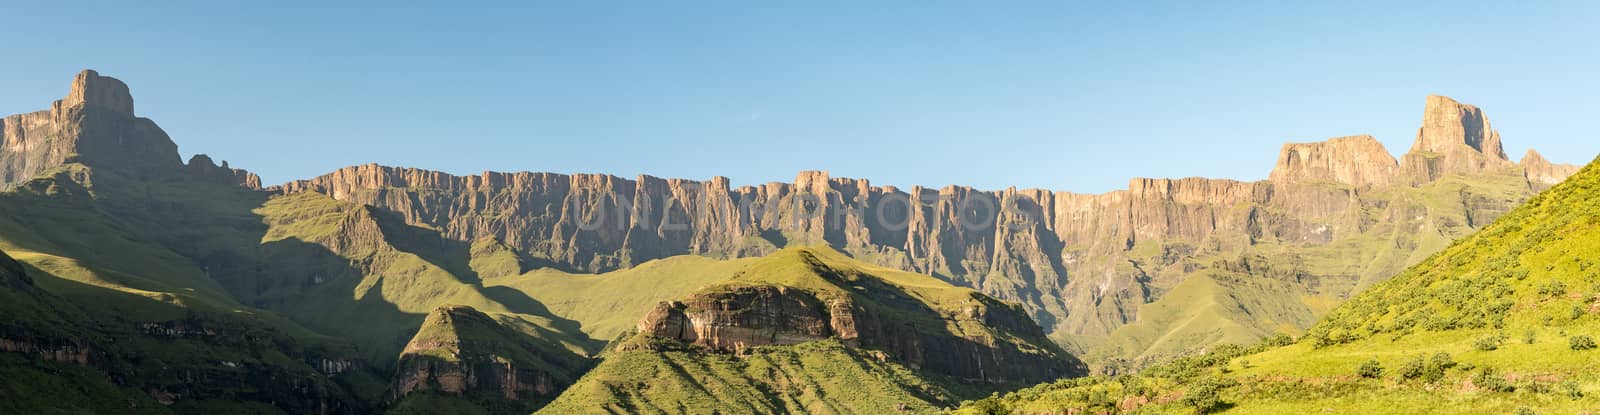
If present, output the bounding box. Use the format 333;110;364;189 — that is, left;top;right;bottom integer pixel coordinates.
1082;172;1537;369
539;339;963;414
1570;335;1596;351
956;157;1600;414
539;246;1078;413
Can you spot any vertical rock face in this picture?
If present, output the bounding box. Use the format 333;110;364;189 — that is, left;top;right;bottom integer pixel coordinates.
0;70;259;189
1400;95;1514;183
1520;149;1581;191
60;70;135;115
632;248;1084;384
274;94;1578;346
1269;135;1398;187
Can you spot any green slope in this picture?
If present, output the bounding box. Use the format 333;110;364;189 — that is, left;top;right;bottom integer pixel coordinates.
541;339;963;414
485;254;761;343
956;156;1600;414
541;246;1083;414
1077;172;1536;369
388;305;592;415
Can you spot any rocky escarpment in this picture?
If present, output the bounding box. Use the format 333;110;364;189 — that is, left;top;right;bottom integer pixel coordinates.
0;70;260;189
1399;95;1516;183
275;95;1579;346
389;306;583;407
634;248;1083;384
1520;149;1581;191
1269;135;1398;187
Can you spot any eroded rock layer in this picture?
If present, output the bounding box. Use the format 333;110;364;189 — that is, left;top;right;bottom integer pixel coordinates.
271;95;1580;345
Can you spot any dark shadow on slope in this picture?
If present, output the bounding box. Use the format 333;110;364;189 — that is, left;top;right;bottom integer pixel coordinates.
793;249;1089;388
480;286;605;354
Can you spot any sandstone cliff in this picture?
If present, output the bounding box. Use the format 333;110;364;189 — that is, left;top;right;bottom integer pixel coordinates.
1399;95;1515;183
1269;135;1398;187
273;94;1577;348
631;247;1083;384
1520;149;1581;191
0;70;259;189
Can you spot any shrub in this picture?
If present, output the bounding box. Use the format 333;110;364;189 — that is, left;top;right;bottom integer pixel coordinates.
1474;335;1503;351
1524;329;1538;344
1398;355;1426;379
1562;380;1583;399
1474;368;1514;393
1420;352;1454;383
1357;358;1384;379
1572;305;1586;320
1515;407;1536;415
1570;335;1597;351
1429;352;1455;369
1181;376;1230;414
1538;281;1568;297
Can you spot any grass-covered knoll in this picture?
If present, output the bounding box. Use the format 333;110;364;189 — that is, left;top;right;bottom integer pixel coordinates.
400;305;588;378
716;246;1071;356
539;246;1081;414
539;339;968;414
955;157;1600;414
390;305;592;414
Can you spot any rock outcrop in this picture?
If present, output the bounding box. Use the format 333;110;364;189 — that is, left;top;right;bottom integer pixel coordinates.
1520;149;1580;191
0;70;259;189
275;94;1577;345
634;248;1083;384
1269;135;1398;187
1400;95;1515;183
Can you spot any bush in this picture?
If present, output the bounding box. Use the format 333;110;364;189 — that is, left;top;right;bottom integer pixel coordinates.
1474;368;1514;393
1562;380;1583;399
1420;352;1454;383
1474;335;1503;351
1357;358;1384;379
1538;281;1568;297
1398;355;1426;379
1428;352;1455;369
1570;335;1597;350
1524;329;1538;344
1180;376;1231;414
1515;407;1536;415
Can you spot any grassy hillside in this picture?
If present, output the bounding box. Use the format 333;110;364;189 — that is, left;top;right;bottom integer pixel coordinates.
1077;172;1535;369
541;339;966;414
0;166;395;413
485;254;760;343
956;157;1600;414
541;246;1081;414
389;305;592;415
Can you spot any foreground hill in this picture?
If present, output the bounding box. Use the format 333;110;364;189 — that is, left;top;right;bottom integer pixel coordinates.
956;155;1600;414
539;247;1084;414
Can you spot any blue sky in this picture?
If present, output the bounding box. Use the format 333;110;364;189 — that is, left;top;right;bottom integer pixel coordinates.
2;2;1595;192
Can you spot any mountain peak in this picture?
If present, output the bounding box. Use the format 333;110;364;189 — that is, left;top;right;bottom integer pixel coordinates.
1398;95;1515;183
1519;148;1582;190
57;69;134;115
1410;95;1508;160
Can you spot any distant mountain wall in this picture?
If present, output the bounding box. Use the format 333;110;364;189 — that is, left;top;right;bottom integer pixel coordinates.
272;95;1579;341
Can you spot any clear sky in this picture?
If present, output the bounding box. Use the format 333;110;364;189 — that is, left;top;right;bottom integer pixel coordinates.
2;2;1595;193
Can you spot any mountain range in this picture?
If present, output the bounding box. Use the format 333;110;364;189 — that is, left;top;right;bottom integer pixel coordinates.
0;70;1586;414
